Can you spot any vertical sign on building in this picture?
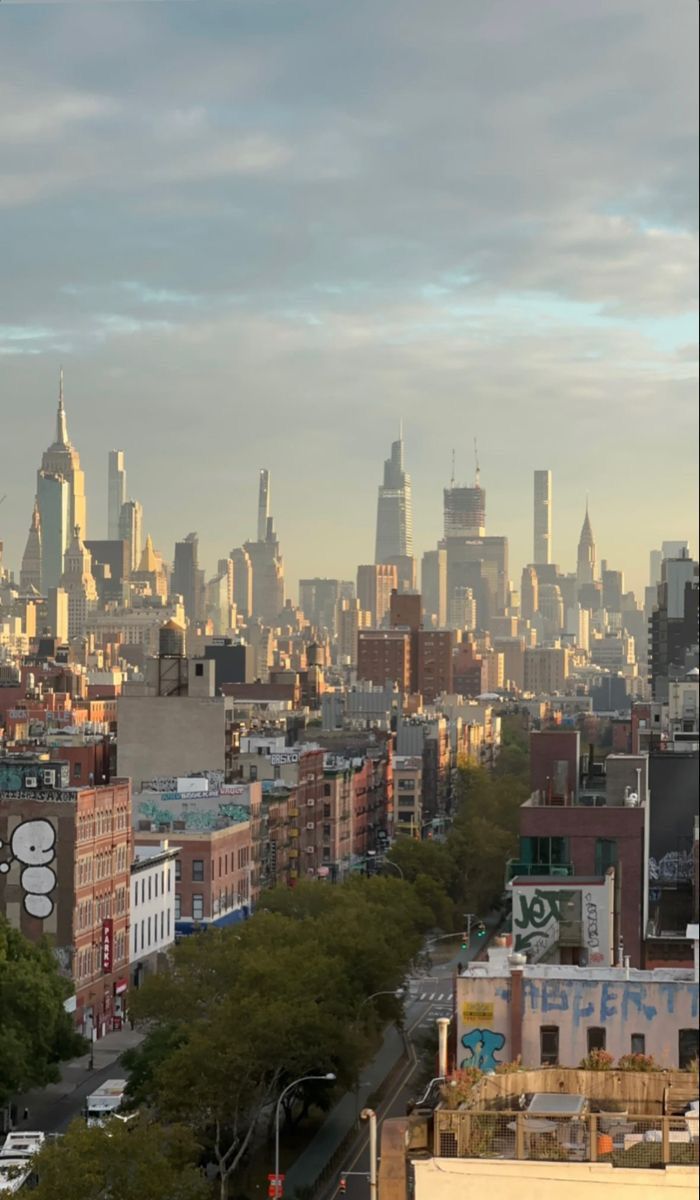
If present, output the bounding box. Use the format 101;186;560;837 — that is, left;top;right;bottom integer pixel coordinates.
102;918;113;975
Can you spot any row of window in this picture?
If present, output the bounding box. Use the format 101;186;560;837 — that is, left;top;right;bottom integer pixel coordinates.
77;844;129;885
519;836;619;875
74;931;126;982
133;910;171;954
77;808;129;843
133;867;172;907
539;1026;699;1069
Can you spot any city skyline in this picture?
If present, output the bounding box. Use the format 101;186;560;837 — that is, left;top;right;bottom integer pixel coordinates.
0;0;697;596
2;377;696;602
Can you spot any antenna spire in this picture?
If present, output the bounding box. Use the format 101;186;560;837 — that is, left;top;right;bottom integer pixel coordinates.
450;448;456;488
474;437;480;487
56;366;69;445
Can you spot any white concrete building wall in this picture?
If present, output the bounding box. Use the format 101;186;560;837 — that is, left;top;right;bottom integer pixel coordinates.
129;849;177;966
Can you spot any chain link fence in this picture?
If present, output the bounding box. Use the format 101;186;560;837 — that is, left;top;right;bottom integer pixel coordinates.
435;1109;700;1168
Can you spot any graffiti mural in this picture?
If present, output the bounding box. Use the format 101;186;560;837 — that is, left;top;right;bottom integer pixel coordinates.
460;1028;505;1072
649;850;694;884
0;818;57;918
513;888;567;953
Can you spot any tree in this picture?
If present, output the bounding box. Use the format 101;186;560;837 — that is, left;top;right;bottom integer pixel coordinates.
128;918;361;1200
0;916;85;1106
30;1116;209;1200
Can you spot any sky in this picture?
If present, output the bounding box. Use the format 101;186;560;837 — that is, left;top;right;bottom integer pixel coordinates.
0;0;698;600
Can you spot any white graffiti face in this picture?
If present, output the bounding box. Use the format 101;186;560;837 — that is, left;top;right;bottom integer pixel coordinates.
0;819;57;919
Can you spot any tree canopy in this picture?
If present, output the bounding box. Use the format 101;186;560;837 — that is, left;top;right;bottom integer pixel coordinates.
0;916;85;1106
30;1117;209;1200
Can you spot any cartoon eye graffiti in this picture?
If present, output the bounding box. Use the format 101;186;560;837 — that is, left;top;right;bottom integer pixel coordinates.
11;820;56;866
0;819;57;919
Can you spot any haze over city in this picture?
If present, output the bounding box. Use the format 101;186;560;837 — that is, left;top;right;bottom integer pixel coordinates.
1;0;698;595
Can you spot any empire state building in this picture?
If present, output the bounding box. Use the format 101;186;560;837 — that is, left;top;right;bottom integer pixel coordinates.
35;370;88;591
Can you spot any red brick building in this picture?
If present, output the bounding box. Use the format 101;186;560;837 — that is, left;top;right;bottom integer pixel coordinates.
357;630;412;691
416;630;453;702
0;758;131;1036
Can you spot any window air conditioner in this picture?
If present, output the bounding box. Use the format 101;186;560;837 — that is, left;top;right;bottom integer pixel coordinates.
306;822;315;831
306;799;315;807
43;770;55;786
25;776;38;788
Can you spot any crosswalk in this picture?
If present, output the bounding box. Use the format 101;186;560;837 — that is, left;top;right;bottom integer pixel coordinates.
412;991;451;1002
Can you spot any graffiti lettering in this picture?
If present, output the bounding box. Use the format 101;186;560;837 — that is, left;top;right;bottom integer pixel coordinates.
513;889;565;951
583;892;599;949
460;1028;505;1072
649;851;693;884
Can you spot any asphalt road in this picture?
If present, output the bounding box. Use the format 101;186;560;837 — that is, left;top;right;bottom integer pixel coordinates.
322;936;467;1200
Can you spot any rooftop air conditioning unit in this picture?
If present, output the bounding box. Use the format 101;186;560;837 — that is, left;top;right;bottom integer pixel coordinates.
42;770;55;786
25;776;38;788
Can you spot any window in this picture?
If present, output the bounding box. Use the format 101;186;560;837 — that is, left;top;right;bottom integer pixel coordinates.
540;1026;559;1066
630;1034;645;1056
324;783;331;797
249;765;258;782
154;873;158;897
192;894;204;921
520;836;570;868
679;1029;699;1070
192;860;204;882
141;879;145;903
140;920;145;949
133;925;138;954
133;882;138;908
160;911;164;940
595;839;618;874
74;762;82;778
195;662;204;676
148;876;152;900
147;917;151;946
587;1027;606;1053
174;895;181;921
166;910;170;936
175;859;182;881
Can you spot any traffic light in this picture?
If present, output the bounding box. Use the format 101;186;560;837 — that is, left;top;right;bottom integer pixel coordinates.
476;922;486;938
460;931;468;949
338;1175;347;1195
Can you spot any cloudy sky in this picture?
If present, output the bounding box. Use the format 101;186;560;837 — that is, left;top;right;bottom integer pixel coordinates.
1;0;697;598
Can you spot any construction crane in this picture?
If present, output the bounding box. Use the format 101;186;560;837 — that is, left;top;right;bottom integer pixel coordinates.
0;494;6;507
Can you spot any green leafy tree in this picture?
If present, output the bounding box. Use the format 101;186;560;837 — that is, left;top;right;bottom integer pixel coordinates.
30;1116;209;1200
0;916;85;1105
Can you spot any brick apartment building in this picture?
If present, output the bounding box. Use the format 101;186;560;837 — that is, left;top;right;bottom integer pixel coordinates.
0;756;131;1037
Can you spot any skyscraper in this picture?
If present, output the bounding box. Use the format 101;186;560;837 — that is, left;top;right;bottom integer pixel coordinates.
108;451;127;540
231;547;253;619
119;499;143;573
60;526;98;640
375;432;413;564
577;503;596;586
19;499;42;592
173;533;201;625
245;470;285;626
37;471;70;593
533;469;552;564
257;469;271;542
357;563;398;626
40;369;87;539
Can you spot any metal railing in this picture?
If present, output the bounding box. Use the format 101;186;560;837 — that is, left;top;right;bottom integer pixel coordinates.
434;1109;700;1170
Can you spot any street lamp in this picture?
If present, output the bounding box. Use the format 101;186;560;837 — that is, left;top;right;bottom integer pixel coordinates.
356;987;405;1017
381;859;404;880
274;1073;335;1197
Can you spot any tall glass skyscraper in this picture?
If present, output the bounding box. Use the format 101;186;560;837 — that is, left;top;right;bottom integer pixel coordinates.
374;433;413;564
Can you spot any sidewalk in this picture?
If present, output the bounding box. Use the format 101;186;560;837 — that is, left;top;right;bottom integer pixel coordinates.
13;1026;145;1135
282;1025;406;1194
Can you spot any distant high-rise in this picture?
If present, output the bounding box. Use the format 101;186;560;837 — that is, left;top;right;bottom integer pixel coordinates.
533;470;552;564
576;503;596;586
421;548;447;628
375;432;413;564
19;499;42;592
173;533;201;625
37;471;70;593
357;563;398;626
521;565;538;621
39;369;87;539
60;525;98;640
118;499;143;574
257;469;271;542
108;451;127;540
245;469;285;626
231;547;253;619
